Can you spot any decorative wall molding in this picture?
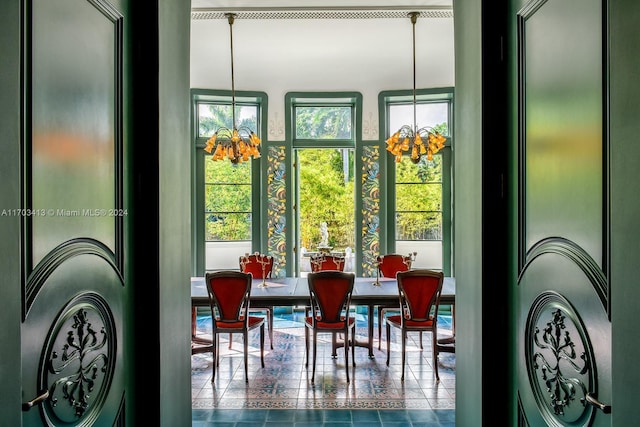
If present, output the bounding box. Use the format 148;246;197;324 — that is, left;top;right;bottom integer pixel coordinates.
362;111;379;140
268;112;285;141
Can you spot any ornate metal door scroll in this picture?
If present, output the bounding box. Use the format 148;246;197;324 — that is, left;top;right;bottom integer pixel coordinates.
525;291;611;427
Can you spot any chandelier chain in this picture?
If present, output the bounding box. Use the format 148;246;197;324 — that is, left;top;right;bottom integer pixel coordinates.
384;11;447;163
226;13;237;128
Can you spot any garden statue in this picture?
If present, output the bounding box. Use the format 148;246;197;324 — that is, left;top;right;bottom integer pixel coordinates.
319;222;329;247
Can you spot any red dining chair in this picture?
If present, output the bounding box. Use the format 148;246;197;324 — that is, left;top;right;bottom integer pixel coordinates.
376;253;414;350
385;269;444;381
308;253;347;352
310;252;346;272
205;270;265;383
240;252;275;349
305;270;356;383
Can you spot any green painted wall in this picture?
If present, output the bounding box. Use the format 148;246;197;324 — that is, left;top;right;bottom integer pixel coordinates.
453;0;484;425
0;0;23;425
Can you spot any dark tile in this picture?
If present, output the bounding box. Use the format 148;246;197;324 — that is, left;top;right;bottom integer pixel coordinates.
294;409;324;423
349;409;381;422
378;410;411;423
236;422;266;427
406;409;440;423
324;410;352;422
380;422;413;427
266;409;297;422
206;409;242;422
238;410;269;422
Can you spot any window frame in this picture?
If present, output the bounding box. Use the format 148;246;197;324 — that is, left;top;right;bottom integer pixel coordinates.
289;94;359;149
379;87;454;276
285;92;362;275
191;89;268;275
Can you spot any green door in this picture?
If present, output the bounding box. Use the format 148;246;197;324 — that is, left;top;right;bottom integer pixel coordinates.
20;0;127;424
514;0;612;425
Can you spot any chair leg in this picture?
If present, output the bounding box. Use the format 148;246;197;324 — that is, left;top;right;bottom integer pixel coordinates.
345;328;350;383
305;326;309;368
311;331;318;383
378;307;383;351
401;330;406;382
385;322;391;366
243;331;249;383
432;329;440;381
211;334;218;383
260;323;265;368
331;333;337;358
351;325;356;366
420;331;423;350
215;334;221;367
191;307;197;338
268;308;274;350
229;333;233;349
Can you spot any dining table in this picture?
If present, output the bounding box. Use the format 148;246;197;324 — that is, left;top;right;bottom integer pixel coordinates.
191;275;455;358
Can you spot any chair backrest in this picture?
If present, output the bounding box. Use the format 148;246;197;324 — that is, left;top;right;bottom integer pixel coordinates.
396;269;444;322
377;253;413;278
239;253;274;279
205;271;252;325
310;253;345;272
307;271;355;323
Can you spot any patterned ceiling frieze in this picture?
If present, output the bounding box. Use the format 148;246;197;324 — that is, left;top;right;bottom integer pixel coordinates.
192;9;453;20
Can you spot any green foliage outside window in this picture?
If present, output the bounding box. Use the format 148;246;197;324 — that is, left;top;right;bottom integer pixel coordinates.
395;154;443;240
295;106;352;139
394;121;447;241
198;102;258;137
201;102;258;241
204;160;252;241
298;149;355;251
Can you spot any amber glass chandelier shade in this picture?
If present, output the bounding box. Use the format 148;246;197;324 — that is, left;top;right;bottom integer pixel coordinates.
204;13;261;164
386;12;446;164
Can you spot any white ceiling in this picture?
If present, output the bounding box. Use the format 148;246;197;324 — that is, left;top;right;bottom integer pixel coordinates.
189;1;454;141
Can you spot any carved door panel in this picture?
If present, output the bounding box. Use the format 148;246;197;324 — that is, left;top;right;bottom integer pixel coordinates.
21;0;126;425
516;0;612;426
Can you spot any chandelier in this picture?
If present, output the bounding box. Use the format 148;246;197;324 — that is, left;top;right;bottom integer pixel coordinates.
386;12;446;163
204;13;261;164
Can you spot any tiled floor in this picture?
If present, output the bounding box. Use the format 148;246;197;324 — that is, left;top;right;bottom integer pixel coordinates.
192;307;455;426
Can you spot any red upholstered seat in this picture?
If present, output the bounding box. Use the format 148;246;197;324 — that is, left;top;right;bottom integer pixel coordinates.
304;316;356;330
304;270;356;383
385;269;444;381
212;317;265;330
385;315;434;329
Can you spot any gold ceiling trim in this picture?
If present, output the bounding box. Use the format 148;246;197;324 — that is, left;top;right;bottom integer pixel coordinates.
191;8;453;20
